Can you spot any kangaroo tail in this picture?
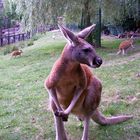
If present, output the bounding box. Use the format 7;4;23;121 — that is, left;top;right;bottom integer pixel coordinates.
91;109;133;126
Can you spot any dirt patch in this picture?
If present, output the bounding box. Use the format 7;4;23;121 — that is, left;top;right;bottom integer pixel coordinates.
102;51;140;67
101;35;121;40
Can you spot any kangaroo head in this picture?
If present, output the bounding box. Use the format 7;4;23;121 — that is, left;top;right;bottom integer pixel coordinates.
58;24;102;68
19;50;23;53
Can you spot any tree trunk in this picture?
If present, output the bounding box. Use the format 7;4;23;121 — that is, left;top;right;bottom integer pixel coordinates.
136;0;140;28
80;0;93;44
96;5;101;47
80;0;102;47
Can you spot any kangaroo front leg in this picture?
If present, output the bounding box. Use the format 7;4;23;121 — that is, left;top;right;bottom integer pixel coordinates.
54;115;68;140
81;117;90;140
55;88;83;119
47;88;69;121
47;88;63;111
52;100;68;140
131;44;134;48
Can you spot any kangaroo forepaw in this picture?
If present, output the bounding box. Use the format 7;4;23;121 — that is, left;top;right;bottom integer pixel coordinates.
54;110;69;121
62;114;68;121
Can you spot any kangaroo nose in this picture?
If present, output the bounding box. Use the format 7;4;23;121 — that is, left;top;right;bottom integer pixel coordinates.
95;57;102;66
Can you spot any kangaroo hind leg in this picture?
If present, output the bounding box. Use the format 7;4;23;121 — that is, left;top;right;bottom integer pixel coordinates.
81;117;90;140
116;50;122;55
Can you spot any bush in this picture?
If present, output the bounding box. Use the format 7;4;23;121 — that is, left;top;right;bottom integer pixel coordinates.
32;35;39;41
27;39;34;46
3;46;11;55
11;46;19;51
3;45;18;55
32;33;44;41
17;41;27;49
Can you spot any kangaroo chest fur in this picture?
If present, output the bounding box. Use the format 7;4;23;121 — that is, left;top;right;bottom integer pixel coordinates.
46;58;99;111
57;65;88;105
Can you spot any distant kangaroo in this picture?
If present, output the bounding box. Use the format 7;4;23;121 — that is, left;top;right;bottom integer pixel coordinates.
11;50;23;58
117;37;134;55
44;24;132;140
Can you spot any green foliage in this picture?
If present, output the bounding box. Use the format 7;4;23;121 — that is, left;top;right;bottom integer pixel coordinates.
32;34;43;41
102;0;139;25
101;39;122;49
1;39;36;55
17;41;27;49
32;36;39;41
135;39;140;45
0;0;20;28
27;39;34;46
3;45;18;55
13;0;140;48
15;0;140;31
16;0;66;31
103;102;128;116
3;46;12;55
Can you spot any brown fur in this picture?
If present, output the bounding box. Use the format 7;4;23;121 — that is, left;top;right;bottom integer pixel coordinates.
44;25;132;140
117;38;134;55
11;50;23;57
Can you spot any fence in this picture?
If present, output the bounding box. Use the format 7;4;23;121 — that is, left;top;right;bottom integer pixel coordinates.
0;27;31;47
0;24;58;47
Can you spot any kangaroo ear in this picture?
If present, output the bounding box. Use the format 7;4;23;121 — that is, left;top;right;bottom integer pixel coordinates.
58;24;79;45
77;24;96;39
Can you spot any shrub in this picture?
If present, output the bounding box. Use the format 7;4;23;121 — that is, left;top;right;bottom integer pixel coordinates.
3;46;12;55
27;39;34;46
17;41;27;48
3;45;18;55
32;35;39;41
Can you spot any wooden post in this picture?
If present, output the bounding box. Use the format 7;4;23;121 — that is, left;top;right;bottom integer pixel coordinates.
136;0;140;28
8;28;10;44
0;28;2;46
18;34;20;41
98;1;102;47
22;33;25;40
13;27;15;43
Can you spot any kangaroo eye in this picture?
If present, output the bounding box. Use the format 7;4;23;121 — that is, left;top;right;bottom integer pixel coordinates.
83;48;91;53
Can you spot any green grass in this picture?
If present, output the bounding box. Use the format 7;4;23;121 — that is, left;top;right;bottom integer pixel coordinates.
0;31;140;140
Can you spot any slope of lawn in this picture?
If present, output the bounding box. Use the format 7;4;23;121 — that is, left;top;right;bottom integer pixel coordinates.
0;31;140;140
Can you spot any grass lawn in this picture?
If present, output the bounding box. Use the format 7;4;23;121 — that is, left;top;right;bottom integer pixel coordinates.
0;31;140;140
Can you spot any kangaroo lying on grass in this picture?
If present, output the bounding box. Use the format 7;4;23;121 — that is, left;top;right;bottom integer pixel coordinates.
11;50;23;58
117;37;134;55
44;24;133;140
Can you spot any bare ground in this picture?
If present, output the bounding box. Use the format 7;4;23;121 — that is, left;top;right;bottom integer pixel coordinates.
102;49;140;67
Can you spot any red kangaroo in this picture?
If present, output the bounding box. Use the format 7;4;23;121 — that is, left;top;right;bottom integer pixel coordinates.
117;37;134;55
44;24;132;140
11;50;23;58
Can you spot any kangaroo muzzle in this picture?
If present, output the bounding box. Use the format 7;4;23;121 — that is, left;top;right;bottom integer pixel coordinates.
94;56;102;67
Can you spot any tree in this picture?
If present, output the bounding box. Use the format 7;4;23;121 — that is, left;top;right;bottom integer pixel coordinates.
102;0;140;29
15;0;140;45
16;0;67;31
79;0;91;44
0;0;19;28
